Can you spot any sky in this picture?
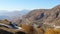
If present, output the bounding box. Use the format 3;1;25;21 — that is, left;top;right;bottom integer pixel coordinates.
0;0;60;11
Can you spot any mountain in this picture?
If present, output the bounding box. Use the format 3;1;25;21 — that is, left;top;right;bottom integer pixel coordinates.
0;5;60;34
21;5;60;26
0;10;30;21
0;15;9;20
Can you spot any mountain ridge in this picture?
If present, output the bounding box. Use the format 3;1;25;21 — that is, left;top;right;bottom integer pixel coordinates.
20;5;60;26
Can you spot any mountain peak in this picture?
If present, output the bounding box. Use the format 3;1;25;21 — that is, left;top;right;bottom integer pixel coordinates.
56;5;60;7
52;5;60;11
53;5;60;9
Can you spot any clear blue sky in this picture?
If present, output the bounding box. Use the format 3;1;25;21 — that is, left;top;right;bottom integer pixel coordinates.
0;0;60;11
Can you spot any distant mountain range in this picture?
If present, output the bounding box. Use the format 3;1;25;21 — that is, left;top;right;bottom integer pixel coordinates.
0;10;30;20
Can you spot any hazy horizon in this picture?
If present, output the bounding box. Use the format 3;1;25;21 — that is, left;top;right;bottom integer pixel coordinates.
0;0;59;11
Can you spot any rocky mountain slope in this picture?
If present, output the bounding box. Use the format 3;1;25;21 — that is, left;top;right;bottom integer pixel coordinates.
21;5;60;26
0;5;60;34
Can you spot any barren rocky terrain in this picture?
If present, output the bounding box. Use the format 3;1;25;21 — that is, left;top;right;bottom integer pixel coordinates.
0;5;60;34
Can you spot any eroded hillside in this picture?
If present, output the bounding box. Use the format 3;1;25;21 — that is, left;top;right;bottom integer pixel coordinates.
0;5;60;34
